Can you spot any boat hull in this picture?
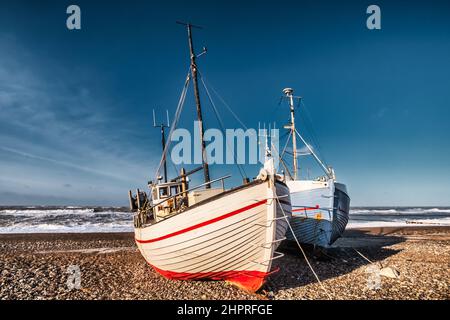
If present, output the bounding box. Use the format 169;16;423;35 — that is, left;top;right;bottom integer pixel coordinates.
285;179;350;247
135;180;291;292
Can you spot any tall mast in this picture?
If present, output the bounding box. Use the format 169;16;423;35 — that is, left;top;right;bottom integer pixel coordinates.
283;88;298;180
184;23;211;188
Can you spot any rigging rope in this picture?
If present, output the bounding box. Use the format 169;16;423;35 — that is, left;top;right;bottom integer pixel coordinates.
154;70;191;182
299;99;328;168
295;128;331;177
198;71;247;179
270;141;293;180
280;130;292;159
202;77;249;130
169;160;180;180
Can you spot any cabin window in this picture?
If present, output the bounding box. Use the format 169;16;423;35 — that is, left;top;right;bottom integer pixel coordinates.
170;185;179;196
152;189;157;200
159;187;169;198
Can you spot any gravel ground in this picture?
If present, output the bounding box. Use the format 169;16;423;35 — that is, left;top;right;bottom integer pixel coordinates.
0;227;449;300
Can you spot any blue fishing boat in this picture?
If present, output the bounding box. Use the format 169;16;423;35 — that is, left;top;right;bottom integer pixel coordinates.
279;88;350;247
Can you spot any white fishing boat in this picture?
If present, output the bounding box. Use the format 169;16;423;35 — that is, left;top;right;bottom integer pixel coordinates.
128;24;291;292
278;88;350;247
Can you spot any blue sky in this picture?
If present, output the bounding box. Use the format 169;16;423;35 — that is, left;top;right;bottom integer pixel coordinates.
0;0;449;206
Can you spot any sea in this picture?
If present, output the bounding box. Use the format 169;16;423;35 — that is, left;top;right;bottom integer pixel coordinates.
0;206;449;233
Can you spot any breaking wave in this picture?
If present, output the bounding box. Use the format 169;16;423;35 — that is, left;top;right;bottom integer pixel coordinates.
347;207;450;228
1;206;449;233
350;207;450;215
0;207;133;233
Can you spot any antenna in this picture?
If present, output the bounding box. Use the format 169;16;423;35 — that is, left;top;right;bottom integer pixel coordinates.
153;109;171;183
258;122;272;159
196;47;207;58
152;108;170;128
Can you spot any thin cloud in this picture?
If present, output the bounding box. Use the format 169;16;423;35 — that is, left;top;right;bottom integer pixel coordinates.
0;146;136;183
0;35;154;204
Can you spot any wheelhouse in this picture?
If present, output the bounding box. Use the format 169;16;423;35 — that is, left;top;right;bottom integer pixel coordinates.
151;181;185;222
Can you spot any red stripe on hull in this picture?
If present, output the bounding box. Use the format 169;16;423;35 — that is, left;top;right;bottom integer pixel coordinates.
150;263;269;292
136;199;267;244
292;204;320;213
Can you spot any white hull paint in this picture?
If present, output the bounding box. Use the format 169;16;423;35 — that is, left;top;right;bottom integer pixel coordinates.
135;179;291;292
286;179;350;247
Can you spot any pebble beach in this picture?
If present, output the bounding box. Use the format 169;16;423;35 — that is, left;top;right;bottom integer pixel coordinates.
1;226;449;300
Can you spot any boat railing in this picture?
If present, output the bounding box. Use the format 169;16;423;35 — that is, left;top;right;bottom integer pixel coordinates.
251;251;285;267
254;216;288;228
150;174;232;210
253;237;287;250
135;175;232;228
292;205;332;212
292;205;333;220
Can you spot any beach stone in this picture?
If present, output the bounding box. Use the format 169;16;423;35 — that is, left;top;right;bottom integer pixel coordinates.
0;228;449;300
380;267;400;279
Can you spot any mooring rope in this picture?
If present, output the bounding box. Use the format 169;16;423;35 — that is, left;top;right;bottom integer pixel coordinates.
274;193;333;300
352;247;386;269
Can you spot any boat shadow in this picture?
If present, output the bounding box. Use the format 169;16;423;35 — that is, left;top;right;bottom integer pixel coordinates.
264;228;406;293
